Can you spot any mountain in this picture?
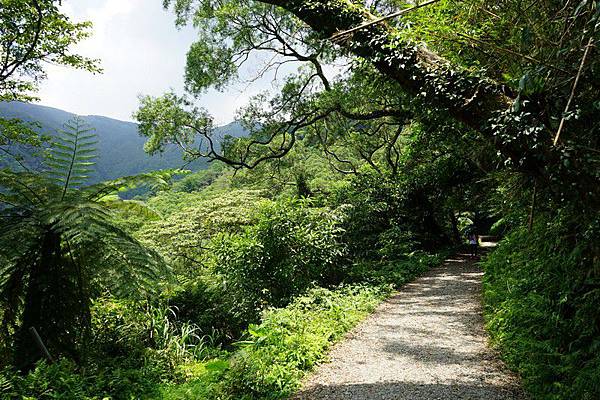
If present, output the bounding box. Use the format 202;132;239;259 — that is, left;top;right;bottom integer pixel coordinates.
0;101;247;183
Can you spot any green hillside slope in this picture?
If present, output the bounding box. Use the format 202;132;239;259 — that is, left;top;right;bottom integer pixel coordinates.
0;102;246;182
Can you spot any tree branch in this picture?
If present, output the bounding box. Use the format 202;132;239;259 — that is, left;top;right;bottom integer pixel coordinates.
330;0;441;43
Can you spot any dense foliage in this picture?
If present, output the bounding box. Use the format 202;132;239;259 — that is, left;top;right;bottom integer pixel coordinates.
0;117;172;368
484;214;600;399
1;0;598;399
149;1;599;397
1;157;450;398
1;285;391;399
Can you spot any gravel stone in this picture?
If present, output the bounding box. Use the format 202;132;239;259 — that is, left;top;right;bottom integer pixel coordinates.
292;240;526;399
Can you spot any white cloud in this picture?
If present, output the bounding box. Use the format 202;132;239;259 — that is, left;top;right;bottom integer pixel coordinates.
37;0;242;125
36;1;310;126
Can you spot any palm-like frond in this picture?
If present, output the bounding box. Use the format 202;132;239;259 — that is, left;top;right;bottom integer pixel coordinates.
101;197;162;220
93;227;170;297
82;169;186;202
45;117;97;200
0;116;176;365
0;169;48;208
48;202;170;297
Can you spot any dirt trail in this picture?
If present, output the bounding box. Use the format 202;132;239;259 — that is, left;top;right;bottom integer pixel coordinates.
292;239;525;399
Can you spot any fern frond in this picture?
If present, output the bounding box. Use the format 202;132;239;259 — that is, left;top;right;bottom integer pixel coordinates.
46;116;97;199
0;168;51;206
101;197;162;220
81;219;170;298
1;116;178;363
83;169;187;201
45;200;112;243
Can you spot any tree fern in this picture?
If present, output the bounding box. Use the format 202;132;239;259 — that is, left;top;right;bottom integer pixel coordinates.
0;117;177;369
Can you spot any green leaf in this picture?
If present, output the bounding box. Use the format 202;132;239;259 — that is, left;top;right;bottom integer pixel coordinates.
204;359;230;372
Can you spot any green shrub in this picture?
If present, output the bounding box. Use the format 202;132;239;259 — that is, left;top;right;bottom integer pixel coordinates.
92;297;225;368
483;215;600;400
159;284;390;400
167;276;247;342
0;297;227;400
346;251;446;288
1;360;91;400
211;199;347;318
0;358;163;400
223;285;388;398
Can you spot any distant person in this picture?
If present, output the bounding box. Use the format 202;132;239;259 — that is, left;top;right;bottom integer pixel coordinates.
467;231;479;257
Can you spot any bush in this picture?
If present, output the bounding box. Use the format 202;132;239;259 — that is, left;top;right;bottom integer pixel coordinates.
0;296;229;400
346;251;447;288
0;358;161;400
483;215;600;400
211;199;347;319
159;284;390;400
167;276;247;342
1;360;89;400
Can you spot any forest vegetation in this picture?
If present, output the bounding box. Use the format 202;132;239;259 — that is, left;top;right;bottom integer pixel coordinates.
0;0;598;399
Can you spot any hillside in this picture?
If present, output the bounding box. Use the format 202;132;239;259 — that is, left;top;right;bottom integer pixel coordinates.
0;101;246;182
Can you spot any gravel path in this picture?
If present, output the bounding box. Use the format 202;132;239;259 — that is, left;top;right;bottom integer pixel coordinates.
292;240;526;399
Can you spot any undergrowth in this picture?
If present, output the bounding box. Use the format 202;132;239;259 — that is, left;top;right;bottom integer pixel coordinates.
483;215;600;400
159;284;390;399
0;252;443;400
158;253;444;399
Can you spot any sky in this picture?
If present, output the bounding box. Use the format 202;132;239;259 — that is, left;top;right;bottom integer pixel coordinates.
37;0;275;125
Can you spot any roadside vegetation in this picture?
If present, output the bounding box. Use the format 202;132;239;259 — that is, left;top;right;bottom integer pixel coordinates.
1;1;598;399
0;153;449;399
484;214;600;400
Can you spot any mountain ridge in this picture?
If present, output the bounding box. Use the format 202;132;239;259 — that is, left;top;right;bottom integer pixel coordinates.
0;101;246;183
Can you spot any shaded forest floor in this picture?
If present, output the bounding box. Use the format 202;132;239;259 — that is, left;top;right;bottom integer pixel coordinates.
292;239;526;400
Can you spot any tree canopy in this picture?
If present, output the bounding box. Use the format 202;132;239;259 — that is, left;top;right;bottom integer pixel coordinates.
138;0;598;212
0;0;100;102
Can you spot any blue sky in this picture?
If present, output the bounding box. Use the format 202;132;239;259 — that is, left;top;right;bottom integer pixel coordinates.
37;0;276;125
